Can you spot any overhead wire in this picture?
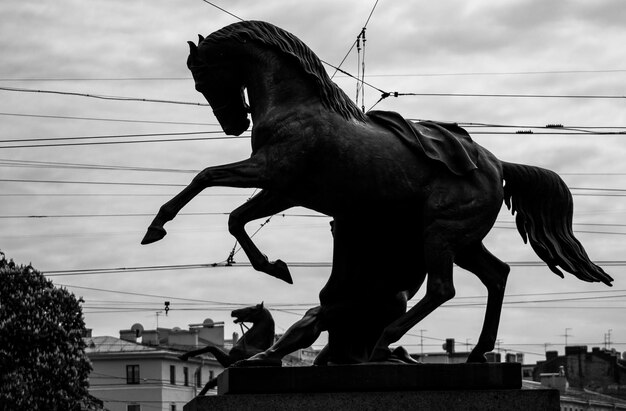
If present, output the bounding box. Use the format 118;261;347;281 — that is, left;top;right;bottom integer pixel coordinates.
331;0;380;81
0;130;230;144
3;177;626;196
0;85;210;106
0;111;217;126
0;134;250;149
0;158;200;174
42;259;626;277
2;67;626;82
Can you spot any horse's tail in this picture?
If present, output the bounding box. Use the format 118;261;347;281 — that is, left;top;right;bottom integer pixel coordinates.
502;162;613;286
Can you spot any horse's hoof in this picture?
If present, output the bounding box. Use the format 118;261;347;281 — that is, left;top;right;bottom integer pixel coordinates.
466;352;487;363
391;346;420;364
270;259;293;284
141;226;167;245
369;347;392;363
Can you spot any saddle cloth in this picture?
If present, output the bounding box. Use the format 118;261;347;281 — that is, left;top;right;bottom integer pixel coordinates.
368;110;478;176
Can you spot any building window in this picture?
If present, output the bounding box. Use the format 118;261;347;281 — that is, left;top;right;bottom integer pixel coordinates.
170;404;176;411
126;365;140;384
195;368;202;388
127;404;140;411
183;367;189;386
209;370;214;380
170;365;176;385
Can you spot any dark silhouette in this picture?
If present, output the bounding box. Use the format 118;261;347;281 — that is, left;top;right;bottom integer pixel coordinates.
143;21;613;363
237;219;423;366
179;303;274;394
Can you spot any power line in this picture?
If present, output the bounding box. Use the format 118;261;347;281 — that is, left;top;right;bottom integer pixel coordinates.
331;0;380;80
0;130;227;144
0;212;229;219
0;178;188;188
361;68;626;77
2;157;626;177
5;130;626;150
0;111;216;126
386;91;626;100
0;212;321;219
3;178;626;200
5;111;623;137
0;133;249;149
0;77;189;82
0;158;200;174
42;260;625;277
199;0;244;21
0;193;247;197
1;68;625;82
0;85;210;106
57;283;240;305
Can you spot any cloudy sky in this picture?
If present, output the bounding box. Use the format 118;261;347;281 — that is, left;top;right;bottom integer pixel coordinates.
1;0;625;364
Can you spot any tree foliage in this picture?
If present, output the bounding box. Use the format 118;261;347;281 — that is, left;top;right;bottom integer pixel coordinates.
0;252;99;410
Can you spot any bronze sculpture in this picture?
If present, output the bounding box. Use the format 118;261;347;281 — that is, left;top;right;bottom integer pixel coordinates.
142;20;613;363
179;303;274;393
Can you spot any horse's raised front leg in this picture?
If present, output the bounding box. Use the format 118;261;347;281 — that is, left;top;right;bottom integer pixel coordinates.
141;157;267;245
228;190;294;283
456;243;510;363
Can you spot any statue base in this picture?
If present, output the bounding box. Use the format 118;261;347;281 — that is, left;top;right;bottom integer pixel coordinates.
183;364;560;411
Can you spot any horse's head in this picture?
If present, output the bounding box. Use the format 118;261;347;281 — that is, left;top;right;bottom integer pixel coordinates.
231;302;268;324
187;36;250;136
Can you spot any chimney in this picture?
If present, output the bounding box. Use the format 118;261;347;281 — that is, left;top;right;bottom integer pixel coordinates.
120;329;138;343
545;351;559;361
565;346;587;356
443;338;455;354
540;366;569;392
141;330;159;346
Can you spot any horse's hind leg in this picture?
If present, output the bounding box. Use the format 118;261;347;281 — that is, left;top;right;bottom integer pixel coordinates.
228;190;294;283
456;243;510;363
370;238;456;362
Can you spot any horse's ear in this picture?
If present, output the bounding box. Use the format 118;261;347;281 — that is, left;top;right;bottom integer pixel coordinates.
187;41;198;69
198;34;205;43
187;41;198;56
260;301;264;308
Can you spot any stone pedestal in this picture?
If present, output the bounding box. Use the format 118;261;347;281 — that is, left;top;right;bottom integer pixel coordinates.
183;363;560;411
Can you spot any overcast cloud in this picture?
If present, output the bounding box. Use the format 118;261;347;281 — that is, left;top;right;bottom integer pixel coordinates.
1;0;624;363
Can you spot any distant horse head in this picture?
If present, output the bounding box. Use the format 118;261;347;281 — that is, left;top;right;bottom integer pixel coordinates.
231;302;270;325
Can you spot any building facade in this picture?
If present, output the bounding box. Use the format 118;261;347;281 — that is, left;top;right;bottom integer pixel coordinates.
84;320;226;411
533;346;626;400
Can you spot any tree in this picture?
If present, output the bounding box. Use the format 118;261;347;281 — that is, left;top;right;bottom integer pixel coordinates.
0;251;100;410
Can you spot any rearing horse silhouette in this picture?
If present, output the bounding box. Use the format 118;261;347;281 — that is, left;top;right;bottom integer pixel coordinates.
143;21;613;363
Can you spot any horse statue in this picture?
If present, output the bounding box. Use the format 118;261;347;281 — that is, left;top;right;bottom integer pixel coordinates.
179;302;274;394
143;20;613;363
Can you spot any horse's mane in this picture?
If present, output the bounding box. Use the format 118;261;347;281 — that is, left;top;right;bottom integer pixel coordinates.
203;20;367;122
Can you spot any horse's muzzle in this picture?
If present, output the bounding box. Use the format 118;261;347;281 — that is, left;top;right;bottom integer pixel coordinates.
222;117;250;136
